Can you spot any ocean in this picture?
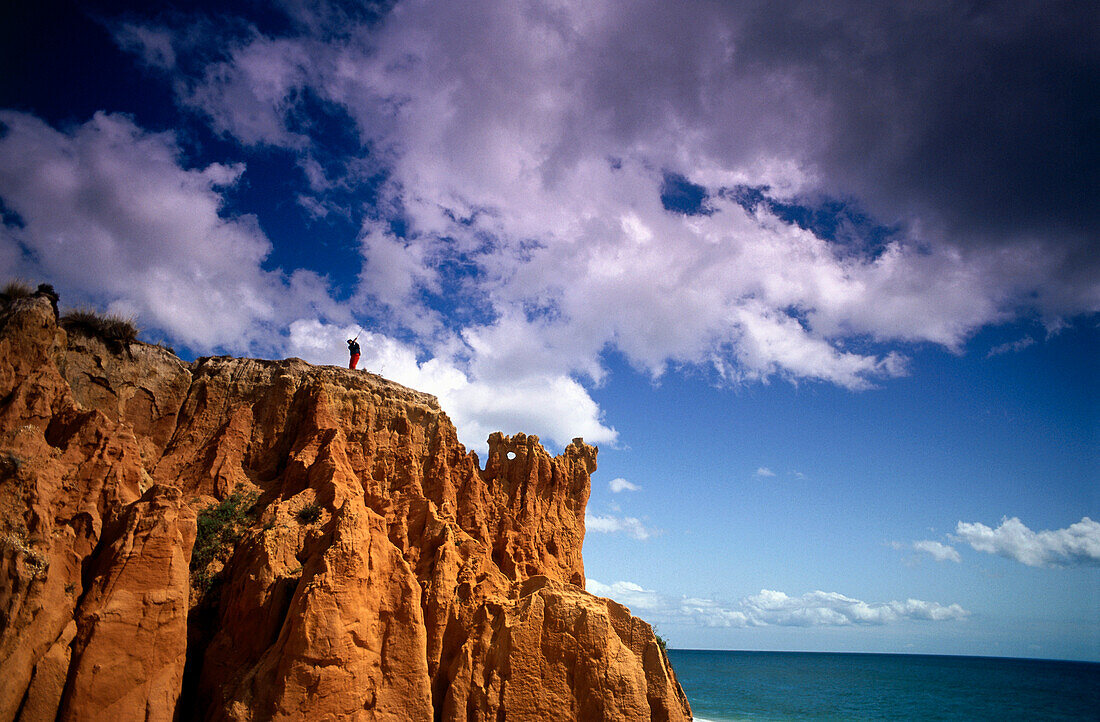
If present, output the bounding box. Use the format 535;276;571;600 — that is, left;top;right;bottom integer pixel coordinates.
666;650;1100;721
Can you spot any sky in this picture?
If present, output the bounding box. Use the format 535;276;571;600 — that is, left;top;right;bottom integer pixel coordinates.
0;0;1096;661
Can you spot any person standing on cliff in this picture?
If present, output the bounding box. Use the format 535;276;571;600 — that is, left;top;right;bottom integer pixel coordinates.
347;337;361;369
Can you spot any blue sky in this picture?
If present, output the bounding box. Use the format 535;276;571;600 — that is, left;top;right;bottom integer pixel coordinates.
1;0;1096;661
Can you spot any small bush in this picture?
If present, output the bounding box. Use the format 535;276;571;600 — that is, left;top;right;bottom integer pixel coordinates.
653;627;668;654
296;502;322;525
61;308;139;353
191;489;259;594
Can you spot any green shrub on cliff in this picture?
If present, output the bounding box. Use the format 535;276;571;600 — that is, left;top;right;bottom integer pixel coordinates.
191;488;260;593
653;627;668;654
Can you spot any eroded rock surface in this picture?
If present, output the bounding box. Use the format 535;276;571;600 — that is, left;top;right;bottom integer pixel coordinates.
0;294;691;721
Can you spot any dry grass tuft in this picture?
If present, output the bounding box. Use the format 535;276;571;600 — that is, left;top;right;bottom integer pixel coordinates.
0;280;35;307
296;502;322;525
61;308;139;352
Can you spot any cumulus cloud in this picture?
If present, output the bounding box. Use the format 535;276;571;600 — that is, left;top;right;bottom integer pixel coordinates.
953;517;1100;568
586;580;968;628
755;467;777;478
585;513;655;541
609;478;640;493
0;111;343;354
109;0;1098;401
286;318;617;451
0;108;616;450
585;580;666;613
742;589;968;626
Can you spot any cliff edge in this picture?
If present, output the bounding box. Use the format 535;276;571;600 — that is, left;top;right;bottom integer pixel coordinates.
0;292;691;721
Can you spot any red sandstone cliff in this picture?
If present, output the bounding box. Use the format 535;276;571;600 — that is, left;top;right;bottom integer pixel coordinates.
0;291;691;721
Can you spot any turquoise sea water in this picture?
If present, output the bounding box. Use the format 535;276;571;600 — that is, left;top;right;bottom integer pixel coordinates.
666;650;1100;721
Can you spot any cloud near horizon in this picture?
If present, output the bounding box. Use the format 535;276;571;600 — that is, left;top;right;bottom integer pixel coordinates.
952;517;1100;568
1;0;1096;449
586;579;968;628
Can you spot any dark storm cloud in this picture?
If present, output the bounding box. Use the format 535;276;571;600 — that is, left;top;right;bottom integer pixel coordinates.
549;0;1098;258
728;0;1099;246
560;0;1099;315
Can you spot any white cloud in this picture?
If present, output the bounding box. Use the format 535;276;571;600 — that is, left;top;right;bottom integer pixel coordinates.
585;513;654;541
609;478;639;493
0;111;343;354
585;580;665;612
183;35;314;149
444;373;617;452
742;589;969;626
139;0;1092;402
0;102;616;452
755;467;776;478
953;517;1100;568
356;222;444;335
986;336;1036;358
286;318;617;452
911;540;962;563
586;580;968;628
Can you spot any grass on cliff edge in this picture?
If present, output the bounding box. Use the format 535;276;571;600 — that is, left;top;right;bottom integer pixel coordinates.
0;281;57;317
1;280;176;354
0;280;35;305
60;308;139;351
191;489;260;594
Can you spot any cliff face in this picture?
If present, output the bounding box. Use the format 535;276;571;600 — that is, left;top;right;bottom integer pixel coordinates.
0;294;691;721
